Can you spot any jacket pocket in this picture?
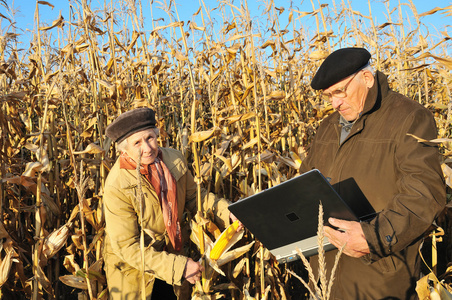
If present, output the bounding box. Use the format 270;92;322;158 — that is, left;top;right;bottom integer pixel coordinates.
375;255;397;273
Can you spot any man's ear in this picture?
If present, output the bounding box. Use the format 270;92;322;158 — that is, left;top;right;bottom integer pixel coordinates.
362;70;375;88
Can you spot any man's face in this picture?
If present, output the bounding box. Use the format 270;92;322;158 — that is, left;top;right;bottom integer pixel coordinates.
323;70;371;121
124;128;159;165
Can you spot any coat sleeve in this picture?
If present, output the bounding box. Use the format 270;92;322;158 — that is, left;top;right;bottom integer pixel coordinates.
103;184;188;286
184;168;231;230
360;108;446;260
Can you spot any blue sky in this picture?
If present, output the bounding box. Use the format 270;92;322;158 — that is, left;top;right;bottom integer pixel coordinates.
1;0;451;51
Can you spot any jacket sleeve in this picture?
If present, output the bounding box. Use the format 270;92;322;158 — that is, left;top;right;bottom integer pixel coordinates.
184;168;231;230
360;108;445;260
103;184;188;286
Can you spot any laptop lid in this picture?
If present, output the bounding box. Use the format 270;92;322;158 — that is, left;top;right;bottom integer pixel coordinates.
228;169;374;263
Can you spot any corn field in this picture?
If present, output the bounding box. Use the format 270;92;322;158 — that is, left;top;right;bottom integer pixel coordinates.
0;0;451;299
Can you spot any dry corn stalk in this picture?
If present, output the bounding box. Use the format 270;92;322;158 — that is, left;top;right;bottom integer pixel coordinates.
0;0;450;299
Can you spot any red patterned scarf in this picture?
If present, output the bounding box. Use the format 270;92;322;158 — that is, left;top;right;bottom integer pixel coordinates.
120;149;182;251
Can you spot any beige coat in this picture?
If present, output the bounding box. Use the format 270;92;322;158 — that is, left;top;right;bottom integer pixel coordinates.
103;147;231;299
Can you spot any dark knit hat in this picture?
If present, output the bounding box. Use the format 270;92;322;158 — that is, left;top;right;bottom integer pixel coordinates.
106;107;157;143
310;47;371;90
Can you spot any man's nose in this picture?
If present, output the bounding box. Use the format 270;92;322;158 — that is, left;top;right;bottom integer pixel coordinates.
330;97;344;109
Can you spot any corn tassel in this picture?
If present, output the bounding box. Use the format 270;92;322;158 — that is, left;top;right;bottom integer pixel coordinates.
210;220;240;260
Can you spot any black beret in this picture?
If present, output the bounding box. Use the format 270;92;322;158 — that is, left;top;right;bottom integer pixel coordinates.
310;47;371;90
106;107;156;143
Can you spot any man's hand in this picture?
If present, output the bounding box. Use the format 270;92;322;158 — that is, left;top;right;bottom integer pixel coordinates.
183;258;203;284
229;212;244;232
324;218;370;258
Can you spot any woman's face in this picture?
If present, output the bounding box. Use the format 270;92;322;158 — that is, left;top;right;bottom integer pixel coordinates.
124;128;159;165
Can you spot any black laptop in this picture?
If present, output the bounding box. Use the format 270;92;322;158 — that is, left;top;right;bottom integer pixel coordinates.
228;169;375;263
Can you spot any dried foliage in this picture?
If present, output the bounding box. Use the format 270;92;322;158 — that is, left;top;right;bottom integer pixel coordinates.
0;0;451;299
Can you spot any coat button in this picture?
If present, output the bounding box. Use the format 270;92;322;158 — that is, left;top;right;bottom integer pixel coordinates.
385;235;393;243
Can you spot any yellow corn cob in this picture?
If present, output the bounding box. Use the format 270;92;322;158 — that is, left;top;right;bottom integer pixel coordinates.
210;220;240;260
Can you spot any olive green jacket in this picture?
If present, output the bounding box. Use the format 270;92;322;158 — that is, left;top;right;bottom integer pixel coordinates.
300;71;445;299
103;147;230;294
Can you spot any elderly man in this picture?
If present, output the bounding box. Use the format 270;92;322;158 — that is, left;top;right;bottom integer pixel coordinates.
102;107;236;299
300;47;445;299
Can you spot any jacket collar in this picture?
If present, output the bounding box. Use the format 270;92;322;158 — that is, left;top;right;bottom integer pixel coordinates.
360;70;389;117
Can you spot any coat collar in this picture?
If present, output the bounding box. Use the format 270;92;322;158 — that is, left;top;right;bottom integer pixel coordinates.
111;147;188;190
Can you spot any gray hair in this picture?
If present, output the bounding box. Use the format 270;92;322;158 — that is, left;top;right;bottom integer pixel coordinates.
361;63;374;76
116;127;160;153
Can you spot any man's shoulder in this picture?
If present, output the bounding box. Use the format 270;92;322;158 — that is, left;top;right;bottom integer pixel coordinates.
384;91;432;116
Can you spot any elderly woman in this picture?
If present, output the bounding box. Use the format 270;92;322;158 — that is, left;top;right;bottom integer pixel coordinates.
102;107;236;299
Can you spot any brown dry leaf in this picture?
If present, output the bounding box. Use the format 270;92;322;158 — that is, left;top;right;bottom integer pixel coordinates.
4;91;26;100
261;40;276;51
126;31;141;52
71;231;84;250
152;21;184;33
289;151;302;169
216;241;255;267
264;69;277;78
189;127;220;143
39;13;64;31
277;155;299;170
232;257;247;278
75;43;89;53
206;222;222;240
38;1;54;9
3;176;37;195
37;264;54;294
95;78;115;95
309;50;329;60
377;22;402;29
0;223;10;240
351;10;371;20
190;219;213;253
292;8;317;18
242;137;258;150
214;139;231;156
73;143;105;155
22;162;43;177
189;22;205;31
64;255;80;274
442;164;452;188
419;5;452;17
175;51;188;61
200;162;211;177
59;274;88;290
216;154;233;173
0;12;12;23
223;112;256;125
268;90;285;100
407;133;452;144
225;33;261;43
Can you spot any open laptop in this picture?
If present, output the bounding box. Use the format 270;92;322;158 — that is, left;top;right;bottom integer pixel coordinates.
228;169;375;263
